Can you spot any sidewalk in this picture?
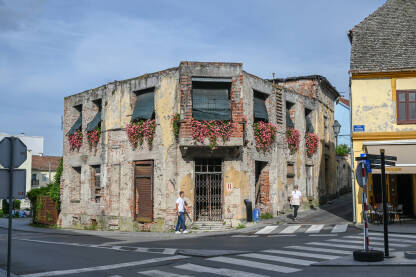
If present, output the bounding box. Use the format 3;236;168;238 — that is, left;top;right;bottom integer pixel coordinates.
355;221;416;234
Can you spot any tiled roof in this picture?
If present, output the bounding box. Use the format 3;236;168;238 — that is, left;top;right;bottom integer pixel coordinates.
349;0;416;73
339;97;350;107
32;155;61;171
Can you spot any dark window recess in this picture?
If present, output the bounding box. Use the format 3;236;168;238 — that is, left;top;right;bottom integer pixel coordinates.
254;90;269;122
305;108;314;133
397;90;416;124
286;102;295;128
86;100;102;132
255;161;267;206
91;165;101;203
135;161;154;223
31;174;39;187
192;80;232;121
67;104;82;135
132;88;155;122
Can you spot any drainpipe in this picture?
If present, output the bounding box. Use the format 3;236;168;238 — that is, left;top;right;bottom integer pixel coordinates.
349;73;356;224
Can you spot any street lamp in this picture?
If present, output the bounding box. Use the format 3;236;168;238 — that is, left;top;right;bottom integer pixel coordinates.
333;120;341;147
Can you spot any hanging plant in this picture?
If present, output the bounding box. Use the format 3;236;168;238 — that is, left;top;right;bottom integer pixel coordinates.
86;127;101;148
171;113;180;140
191;119;234;149
286;128;300;154
253;121;278;152
68;130;83;151
126;119;156;150
306;132;319;157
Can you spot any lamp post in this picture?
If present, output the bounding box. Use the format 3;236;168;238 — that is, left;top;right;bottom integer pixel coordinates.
333;120;341;147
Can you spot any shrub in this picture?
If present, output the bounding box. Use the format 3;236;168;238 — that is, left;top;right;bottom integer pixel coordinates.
236;223;246;229
1;199;21;215
336;144;351;156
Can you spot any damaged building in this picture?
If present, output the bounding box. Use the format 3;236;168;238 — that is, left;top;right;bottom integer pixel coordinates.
60;62;339;231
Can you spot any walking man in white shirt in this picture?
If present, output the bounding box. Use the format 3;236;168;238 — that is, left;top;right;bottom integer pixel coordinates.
290;185;302;221
175;191;189;234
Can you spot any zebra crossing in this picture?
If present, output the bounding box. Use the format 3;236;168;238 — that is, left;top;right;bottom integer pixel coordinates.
246;223;349;236
133;232;416;276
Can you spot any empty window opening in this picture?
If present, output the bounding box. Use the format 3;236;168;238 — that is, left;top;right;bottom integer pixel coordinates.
286;101;295;128
255;161;268;207
192;78;232;121
132;88;155;122
254;90;269;122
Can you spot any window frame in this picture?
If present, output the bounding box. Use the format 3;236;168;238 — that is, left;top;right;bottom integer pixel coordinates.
253;90;269;123
397;90;416;124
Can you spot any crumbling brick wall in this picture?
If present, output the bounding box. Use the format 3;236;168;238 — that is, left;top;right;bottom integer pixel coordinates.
35;196;58;225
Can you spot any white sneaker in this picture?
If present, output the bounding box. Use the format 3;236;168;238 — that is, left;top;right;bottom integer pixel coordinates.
183;230;189;234
175;231;181;234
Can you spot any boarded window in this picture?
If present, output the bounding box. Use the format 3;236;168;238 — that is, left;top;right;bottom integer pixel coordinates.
135;161;153;223
91;165;101;203
70;167;81;203
254;90;269;122
397;90;416;124
132;89;155;122
67;105;82;135
192;80;231;121
86;99;102;132
305;108;314;133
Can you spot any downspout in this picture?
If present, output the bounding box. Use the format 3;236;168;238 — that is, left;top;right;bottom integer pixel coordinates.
349;72;356;223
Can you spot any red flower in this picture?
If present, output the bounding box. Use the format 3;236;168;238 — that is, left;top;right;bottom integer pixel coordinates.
254;121;278;152
191;119;234;149
286;128;300;154
68;130;83;151
305;132;319;157
126;119;156;150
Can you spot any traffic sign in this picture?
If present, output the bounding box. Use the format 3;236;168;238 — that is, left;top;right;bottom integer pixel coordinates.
356;161;368;187
0;169;26;199
0;137;27;168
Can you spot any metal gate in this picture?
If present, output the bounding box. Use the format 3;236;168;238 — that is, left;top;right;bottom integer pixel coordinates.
194;159;222;221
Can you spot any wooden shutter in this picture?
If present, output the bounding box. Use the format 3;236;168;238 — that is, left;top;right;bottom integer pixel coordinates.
135;161;153;223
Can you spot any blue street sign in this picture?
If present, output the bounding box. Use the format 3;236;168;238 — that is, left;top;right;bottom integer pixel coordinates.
360;153;372;173
353;125;365;132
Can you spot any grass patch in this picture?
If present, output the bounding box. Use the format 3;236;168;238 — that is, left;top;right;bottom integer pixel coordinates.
260;212;273;220
236;223;246;229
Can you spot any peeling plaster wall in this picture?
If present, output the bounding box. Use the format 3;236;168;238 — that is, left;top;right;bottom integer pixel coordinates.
351;76;416;223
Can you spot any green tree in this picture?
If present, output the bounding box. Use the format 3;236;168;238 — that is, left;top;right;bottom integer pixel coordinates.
336;144;351;156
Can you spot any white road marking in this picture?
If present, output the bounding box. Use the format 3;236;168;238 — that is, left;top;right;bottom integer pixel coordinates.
21;256;188;277
369;232;416;239
239;253;316;266
327;238;409;248
231;235;259;238
286;245;351;255
305;224;324;233
331;224;348;233
263;249;340;260
175;263;268;277
309;234;338;237
268;234;296;237
279;225;301;234
255;225;279;234
307;242;392;251
208;256;300;273
138;270;192;277
345;235;416;244
163;248;177;255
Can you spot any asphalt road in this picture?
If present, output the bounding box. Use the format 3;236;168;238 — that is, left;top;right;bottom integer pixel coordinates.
1;224;416;277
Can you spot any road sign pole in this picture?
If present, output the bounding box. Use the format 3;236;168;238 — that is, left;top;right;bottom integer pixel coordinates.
7;137;14;277
380;149;389;257
361;162;369;251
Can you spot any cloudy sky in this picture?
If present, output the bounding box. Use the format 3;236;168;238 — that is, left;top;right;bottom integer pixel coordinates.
0;0;385;156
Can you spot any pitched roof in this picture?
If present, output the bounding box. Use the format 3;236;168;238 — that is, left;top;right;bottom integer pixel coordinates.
32;155;61;171
339;97;350;108
349;0;416;73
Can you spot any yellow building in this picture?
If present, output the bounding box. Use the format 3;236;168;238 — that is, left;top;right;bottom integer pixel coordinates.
349;0;416;223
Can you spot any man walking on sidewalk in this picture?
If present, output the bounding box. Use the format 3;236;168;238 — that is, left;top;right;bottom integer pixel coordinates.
290;185;302;221
175;191;189;234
